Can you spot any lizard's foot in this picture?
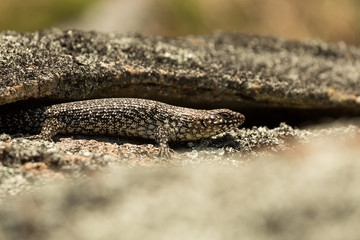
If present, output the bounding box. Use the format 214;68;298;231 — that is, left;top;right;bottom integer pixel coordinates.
158;146;175;158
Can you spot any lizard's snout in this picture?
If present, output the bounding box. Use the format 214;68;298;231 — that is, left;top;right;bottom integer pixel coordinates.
208;109;245;127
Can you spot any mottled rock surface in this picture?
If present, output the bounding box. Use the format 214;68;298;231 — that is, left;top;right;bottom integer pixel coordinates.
1;128;360;240
1;122;358;202
1;29;360;112
1;29;360;239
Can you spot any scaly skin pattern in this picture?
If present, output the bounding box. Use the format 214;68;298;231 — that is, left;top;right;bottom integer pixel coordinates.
0;98;245;157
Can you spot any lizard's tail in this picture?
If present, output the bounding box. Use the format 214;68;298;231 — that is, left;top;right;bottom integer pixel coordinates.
0;108;46;135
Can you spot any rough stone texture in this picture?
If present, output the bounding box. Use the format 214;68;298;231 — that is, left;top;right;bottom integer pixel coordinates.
1;29;360;239
1;127;360;240
0;122;306;201
0;29;360;113
1;122;358;202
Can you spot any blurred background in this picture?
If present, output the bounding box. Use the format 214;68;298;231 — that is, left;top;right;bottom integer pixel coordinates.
1;0;359;44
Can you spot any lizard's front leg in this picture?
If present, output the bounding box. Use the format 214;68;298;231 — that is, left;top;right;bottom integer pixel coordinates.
154;126;175;157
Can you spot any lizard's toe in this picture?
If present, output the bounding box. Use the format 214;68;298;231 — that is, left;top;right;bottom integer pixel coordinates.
158;146;175;158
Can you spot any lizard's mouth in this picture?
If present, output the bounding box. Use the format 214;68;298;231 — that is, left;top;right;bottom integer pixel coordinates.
214;119;243;126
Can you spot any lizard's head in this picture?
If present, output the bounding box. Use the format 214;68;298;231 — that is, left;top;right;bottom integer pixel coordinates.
203;109;245;131
184;109;245;139
176;108;245;141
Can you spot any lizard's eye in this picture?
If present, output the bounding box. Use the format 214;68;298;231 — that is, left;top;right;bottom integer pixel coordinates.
221;112;231;119
201;120;207;128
